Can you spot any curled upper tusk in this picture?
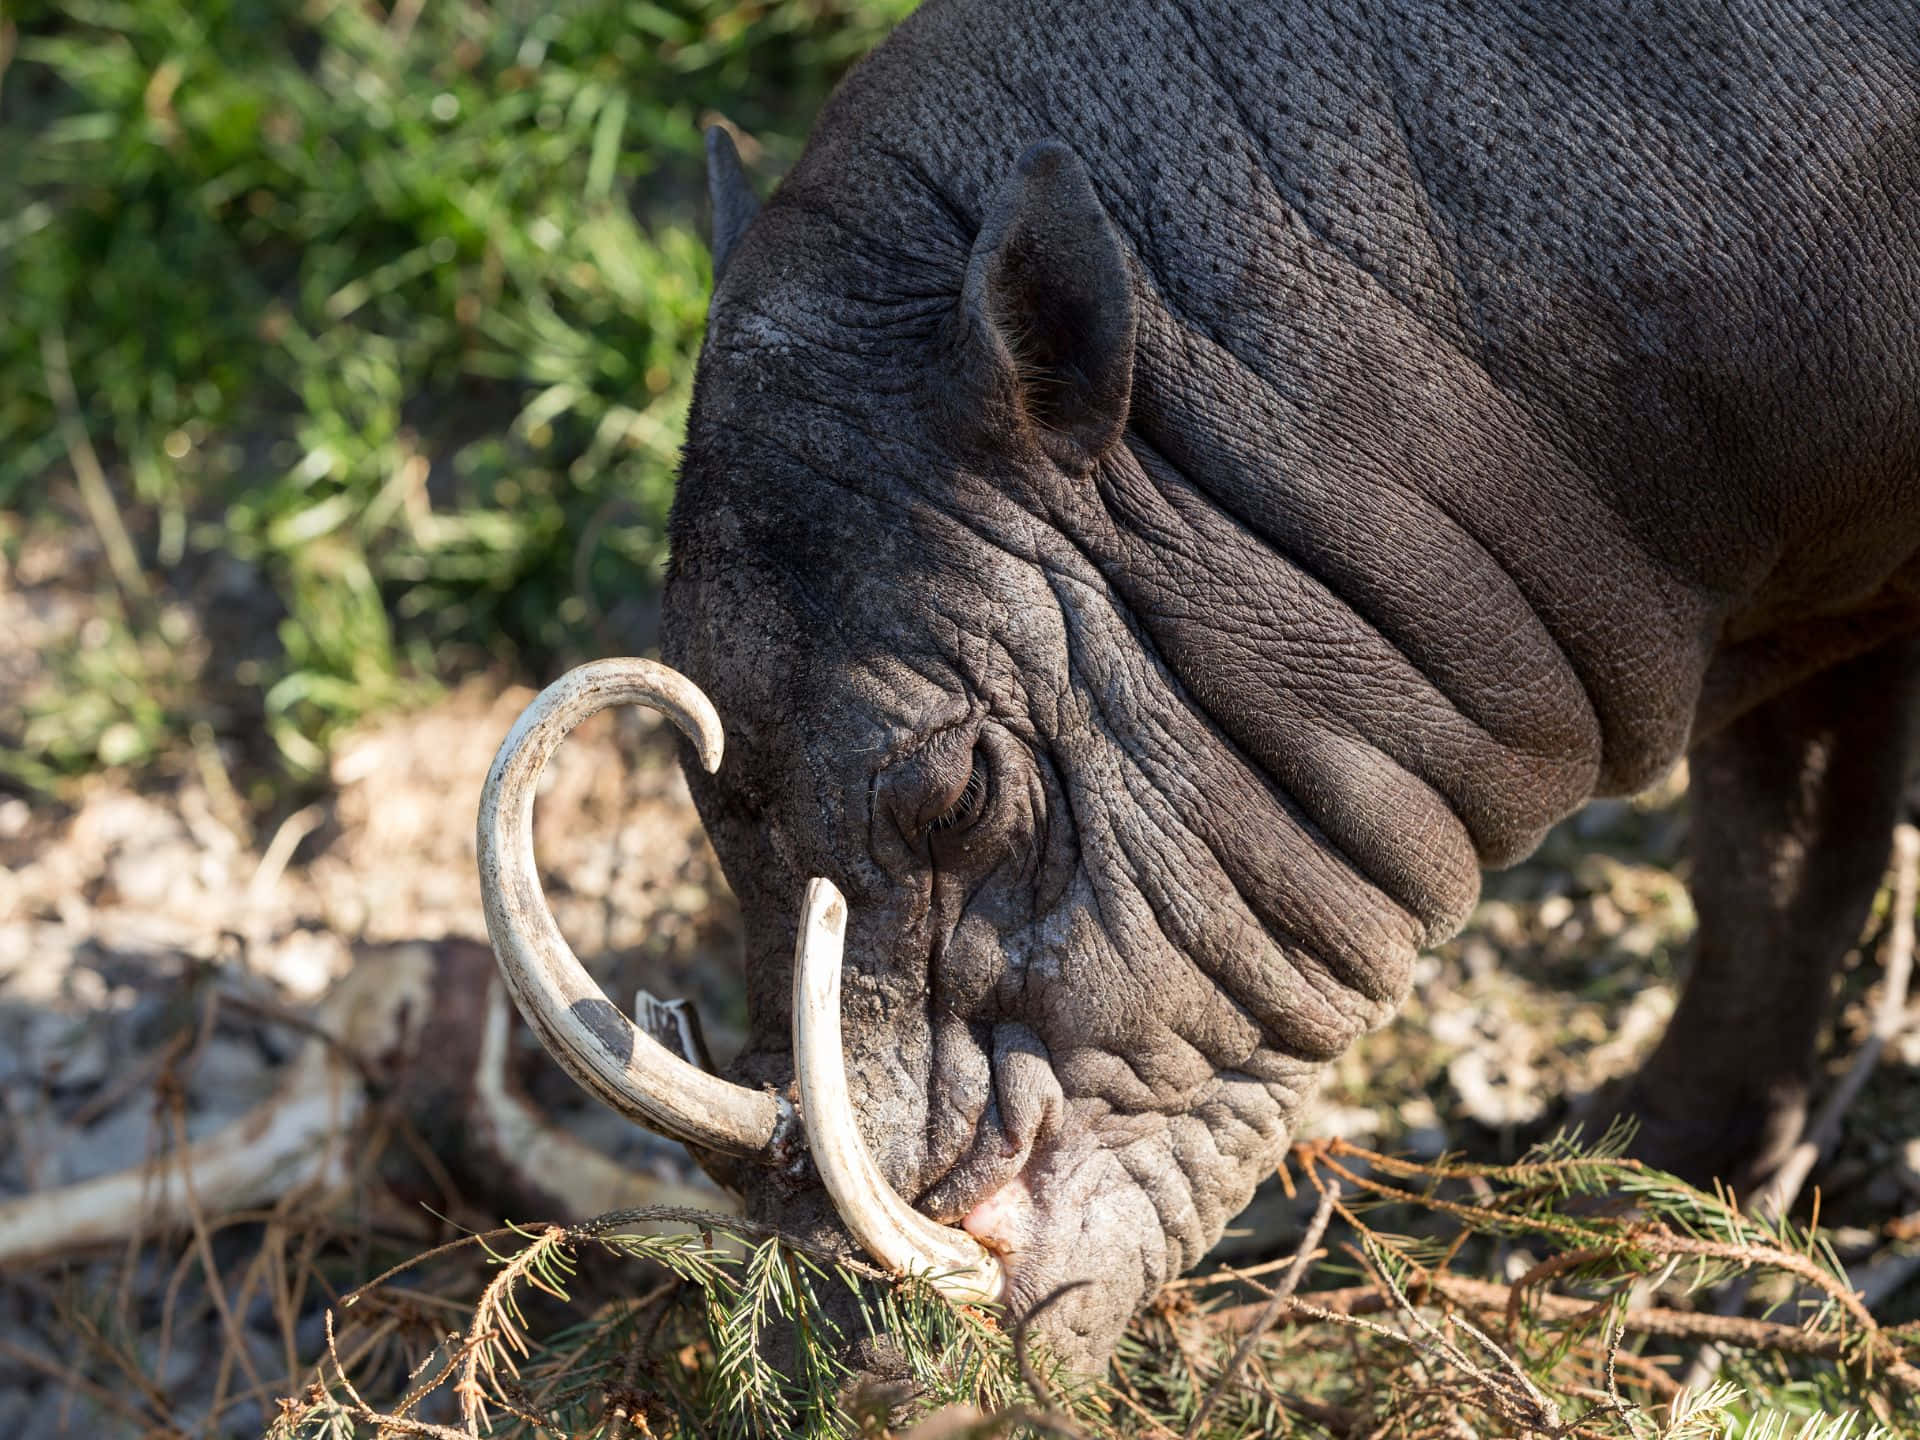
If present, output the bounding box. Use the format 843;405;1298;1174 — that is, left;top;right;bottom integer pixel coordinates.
477;658;787;1157
791;877;1005;1305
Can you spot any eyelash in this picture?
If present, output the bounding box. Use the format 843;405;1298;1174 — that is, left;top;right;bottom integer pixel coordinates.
929;753;988;834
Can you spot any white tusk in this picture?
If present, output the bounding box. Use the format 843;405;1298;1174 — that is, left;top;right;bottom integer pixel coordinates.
478;658;788;1157
791;877;1005;1305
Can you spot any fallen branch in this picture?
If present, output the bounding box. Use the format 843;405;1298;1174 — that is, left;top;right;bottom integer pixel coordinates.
0;979;371;1267
0;943;731;1270
1357;1234;1562;1433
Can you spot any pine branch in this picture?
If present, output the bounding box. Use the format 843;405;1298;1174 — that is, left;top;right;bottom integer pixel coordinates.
1199;1272;1916;1380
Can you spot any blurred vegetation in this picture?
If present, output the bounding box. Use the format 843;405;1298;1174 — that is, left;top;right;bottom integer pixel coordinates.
0;0;914;794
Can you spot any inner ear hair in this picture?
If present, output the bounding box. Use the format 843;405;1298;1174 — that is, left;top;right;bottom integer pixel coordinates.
958;139;1138;467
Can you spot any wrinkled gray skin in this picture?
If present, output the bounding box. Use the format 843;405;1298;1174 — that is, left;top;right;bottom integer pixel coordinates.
660;0;1920;1372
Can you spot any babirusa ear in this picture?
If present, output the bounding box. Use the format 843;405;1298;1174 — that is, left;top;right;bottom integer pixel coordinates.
706;126;761;281
959;140;1136;465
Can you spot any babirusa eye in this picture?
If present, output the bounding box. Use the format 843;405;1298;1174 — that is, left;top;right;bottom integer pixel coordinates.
930;752;989;834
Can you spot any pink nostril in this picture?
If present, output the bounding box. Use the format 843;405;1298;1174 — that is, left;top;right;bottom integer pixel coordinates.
962;1174;1034;1257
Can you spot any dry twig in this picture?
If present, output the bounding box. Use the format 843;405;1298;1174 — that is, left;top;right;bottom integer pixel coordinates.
1203;1272;1913;1377
41;327;150;604
1183;1179;1337;1439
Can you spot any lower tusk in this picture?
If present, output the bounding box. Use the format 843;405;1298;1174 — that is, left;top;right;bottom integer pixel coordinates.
790;877;1005;1306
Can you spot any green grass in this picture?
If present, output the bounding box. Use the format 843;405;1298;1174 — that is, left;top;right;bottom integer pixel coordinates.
0;0;914;790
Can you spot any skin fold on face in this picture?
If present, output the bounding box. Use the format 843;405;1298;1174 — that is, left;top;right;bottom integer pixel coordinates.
644;0;1920;1376
661;363;1424;1366
655;130;1487;1368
